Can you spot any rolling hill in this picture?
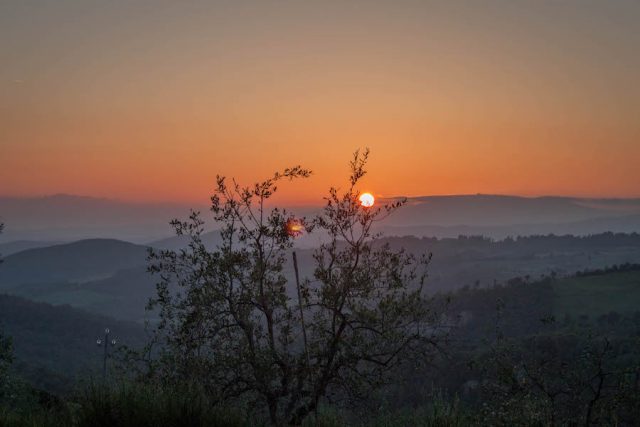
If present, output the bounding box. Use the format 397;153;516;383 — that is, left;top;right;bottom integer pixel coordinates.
0;240;63;257
0;239;149;288
1;233;639;324
0;294;146;394
553;268;640;318
0;194;204;243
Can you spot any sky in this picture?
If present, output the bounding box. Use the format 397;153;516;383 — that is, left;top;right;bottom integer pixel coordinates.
1;0;639;204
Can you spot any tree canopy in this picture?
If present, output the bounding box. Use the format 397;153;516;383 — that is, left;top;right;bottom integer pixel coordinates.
142;150;443;425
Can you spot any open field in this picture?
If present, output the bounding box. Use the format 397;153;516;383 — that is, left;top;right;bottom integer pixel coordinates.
553;269;640;318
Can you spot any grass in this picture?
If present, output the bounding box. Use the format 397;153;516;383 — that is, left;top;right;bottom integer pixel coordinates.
0;382;473;427
73;382;254;427
0;382;255;427
553;270;640;318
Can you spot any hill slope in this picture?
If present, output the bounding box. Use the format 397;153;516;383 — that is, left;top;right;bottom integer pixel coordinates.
2;233;640;324
0;240;62;257
0;294;146;394
553;268;640;318
0;239;149;288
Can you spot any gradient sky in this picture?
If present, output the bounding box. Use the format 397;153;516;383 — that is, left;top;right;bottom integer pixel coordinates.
1;0;639;204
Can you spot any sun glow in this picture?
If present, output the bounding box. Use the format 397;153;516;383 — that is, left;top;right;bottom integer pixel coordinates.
286;218;304;237
359;193;375;208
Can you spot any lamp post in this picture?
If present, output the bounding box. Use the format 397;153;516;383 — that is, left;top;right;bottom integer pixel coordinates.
286;217;315;419
286;218;311;370
96;328;117;382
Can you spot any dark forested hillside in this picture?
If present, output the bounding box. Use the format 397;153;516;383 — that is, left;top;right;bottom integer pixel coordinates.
1;233;639;324
0;240;63;257
293;232;640;292
0;239;149;288
0;294;146;394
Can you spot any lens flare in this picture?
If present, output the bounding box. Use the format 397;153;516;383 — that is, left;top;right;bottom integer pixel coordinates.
359;193;375;207
286;218;304;237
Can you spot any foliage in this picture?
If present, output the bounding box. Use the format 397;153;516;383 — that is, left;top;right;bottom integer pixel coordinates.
0;381;471;427
0;382;252;427
140;150;443;425
0;223;12;401
0;330;13;400
1;268;640;425
474;311;640;426
0;294;146;395
71;382;251;427
361;398;469;427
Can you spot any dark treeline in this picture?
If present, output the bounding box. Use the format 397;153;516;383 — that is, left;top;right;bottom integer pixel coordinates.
381;232;640;255
575;262;640;277
361;272;640;425
0;295;146;394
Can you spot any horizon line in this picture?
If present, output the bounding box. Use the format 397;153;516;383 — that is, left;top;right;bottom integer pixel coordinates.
2;192;640;205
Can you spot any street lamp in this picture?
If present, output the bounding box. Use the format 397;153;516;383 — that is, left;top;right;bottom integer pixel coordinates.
285;218;310;369
286;217;320;420
96;327;117;382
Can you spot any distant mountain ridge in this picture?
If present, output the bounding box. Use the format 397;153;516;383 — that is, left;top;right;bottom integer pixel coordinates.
2;193;640;243
380;194;640;227
0;240;64;256
0;194;207;243
379;213;640;239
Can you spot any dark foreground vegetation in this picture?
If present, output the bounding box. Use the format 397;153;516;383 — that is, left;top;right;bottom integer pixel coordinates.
2;269;639;426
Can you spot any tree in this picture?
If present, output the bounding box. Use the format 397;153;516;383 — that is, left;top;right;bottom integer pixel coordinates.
144;150;443;425
0;223;12;397
477;311;640;426
0;330;12;394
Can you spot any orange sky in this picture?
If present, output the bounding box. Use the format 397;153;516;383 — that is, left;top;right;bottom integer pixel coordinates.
1;1;639;204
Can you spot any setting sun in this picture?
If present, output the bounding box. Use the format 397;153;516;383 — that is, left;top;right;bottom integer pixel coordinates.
359;193;375;208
